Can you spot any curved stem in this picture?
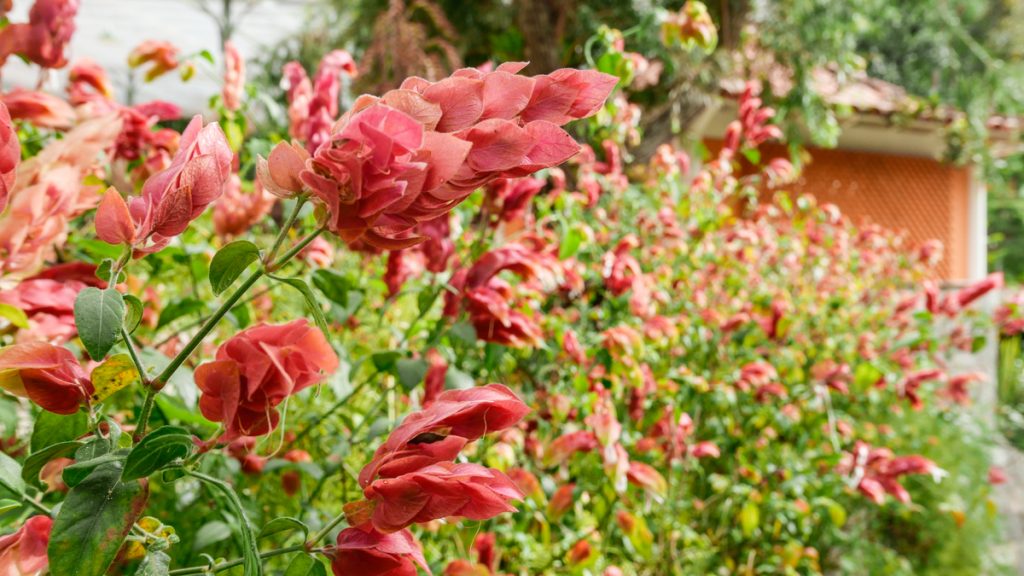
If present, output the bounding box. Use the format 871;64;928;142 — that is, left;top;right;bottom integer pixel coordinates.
167;545;308;575
264;197;307;266
306;510;348;548
290;368;380;445
151;269;264;389
266;226;325;273
186;470;263;576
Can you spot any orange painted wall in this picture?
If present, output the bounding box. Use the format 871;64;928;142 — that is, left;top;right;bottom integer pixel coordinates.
705;141;972;280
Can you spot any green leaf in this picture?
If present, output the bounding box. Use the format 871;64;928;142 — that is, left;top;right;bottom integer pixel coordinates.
224;119;245;152
31;410;89;452
311;269;351;306
449;322;476;344
0;498;20;514
0;303;28;329
95;259;125;285
740;500;760;537
371;351;401;372
122;426;193;481
559;226;584;260
273;276;330;337
190;473;263;576
123;295;144;334
74;287;126;360
258;516;308;540
62;451;128;488
396;358;428;391
156;298;205;330
48;463;148;576
192;520;233;551
0;451;25;498
89;354;141;404
153;395;215;430
135;551;171;576
22;440;82;488
445;367;475;390
210;241;261;295
284;554;326;576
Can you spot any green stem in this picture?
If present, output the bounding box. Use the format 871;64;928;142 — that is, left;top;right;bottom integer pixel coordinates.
151;269;264;388
291;369;380;445
264;197;307;266
121;329;147;384
266;226;325;273
167;545;307;575
186;471;263;576
306;510;348;547
135;387;158;441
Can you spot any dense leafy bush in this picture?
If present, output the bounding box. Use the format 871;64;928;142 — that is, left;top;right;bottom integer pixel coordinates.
0;2;1008;576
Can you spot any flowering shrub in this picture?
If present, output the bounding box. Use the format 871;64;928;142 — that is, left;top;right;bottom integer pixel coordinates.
0;3;1006;576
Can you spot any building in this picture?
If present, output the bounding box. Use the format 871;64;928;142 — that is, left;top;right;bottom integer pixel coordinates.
700;71;1018;282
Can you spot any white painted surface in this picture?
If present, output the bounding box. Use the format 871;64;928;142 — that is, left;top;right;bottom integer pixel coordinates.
1;0;319;113
969;167;989;281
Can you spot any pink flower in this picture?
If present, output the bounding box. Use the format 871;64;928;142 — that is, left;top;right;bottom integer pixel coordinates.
0;114;121;276
359;384;529;486
295;64;616;249
256;140;309;199
421;349;447;407
548;483;575;517
0;274;89;344
68;58;113;106
839;442;941;505
283;51;358;152
0;0;78;69
354;385;528;533
363;461;523;532
472;532;496;572
506;467;542;501
0;515;51;575
300;235;335;268
95;115;232;254
989;466;1008;485
2;90;75;129
222;41;245;112
195;319;339;440
213;175;275;239
281;449;311;496
567;540;592;565
544;431;599;467
562;329;586;364
945;372;985;406
690;441;720;459
0;341;92;414
451;244;557;348
0;101;18;212
627;462;667;496
955;272;1004;309
331;526;428;576
128;40;180;81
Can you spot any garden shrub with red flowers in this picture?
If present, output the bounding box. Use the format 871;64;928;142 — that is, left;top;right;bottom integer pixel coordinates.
0;2;1009;576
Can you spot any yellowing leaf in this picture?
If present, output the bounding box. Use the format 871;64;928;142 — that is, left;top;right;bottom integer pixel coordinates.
0;303;28;329
0;368;26;397
90;354;140;403
740;500;759;537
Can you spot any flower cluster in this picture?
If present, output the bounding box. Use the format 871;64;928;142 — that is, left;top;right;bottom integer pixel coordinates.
195;320;340;440
333;384;529;576
95;115;233;254
288;64;617;249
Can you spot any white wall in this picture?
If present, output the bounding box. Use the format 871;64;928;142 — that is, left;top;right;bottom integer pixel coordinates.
2;0;318;113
